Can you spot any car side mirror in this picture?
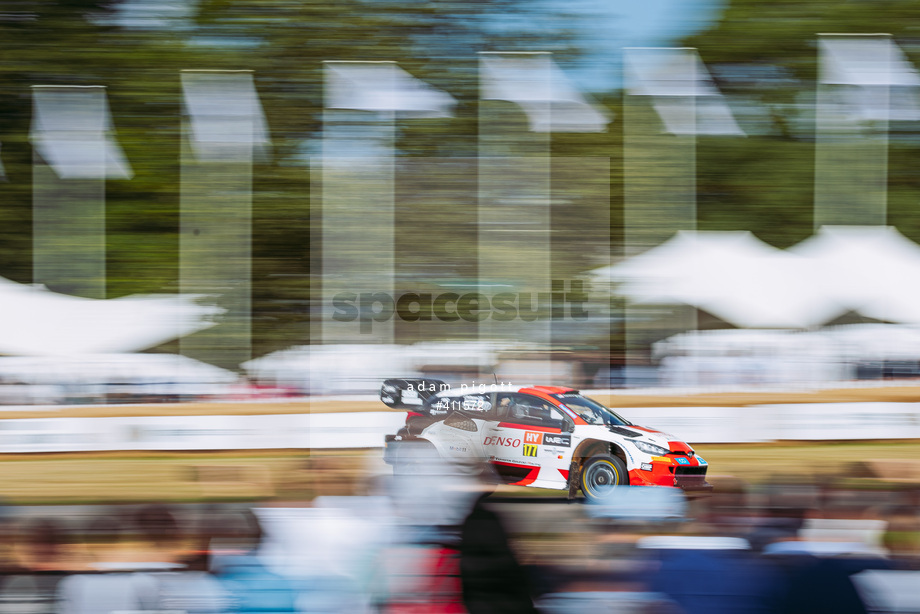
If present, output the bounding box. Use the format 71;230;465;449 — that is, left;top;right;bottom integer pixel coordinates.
564;420;575;433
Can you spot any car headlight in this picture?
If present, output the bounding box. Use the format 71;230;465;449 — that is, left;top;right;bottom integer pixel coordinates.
633;440;670;456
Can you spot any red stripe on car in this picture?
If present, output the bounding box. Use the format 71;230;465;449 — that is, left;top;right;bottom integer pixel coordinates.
497;423;561;433
668;441;694;454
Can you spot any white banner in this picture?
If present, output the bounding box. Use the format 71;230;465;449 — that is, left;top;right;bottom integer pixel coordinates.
0;403;918;453
627;402;920;443
0;412;406;453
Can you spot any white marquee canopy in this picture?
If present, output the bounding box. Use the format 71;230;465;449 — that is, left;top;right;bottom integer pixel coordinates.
790;225;920;325
596;226;920;329
0;276;221;356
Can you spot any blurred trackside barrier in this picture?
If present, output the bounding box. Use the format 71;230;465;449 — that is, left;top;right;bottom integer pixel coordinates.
3;402;920;452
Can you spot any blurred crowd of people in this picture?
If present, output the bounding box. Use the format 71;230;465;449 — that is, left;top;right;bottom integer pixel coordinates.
2;467;920;614
0;505;296;614
0;492;538;614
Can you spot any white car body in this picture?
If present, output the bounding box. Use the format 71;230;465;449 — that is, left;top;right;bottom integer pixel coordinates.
382;382;711;497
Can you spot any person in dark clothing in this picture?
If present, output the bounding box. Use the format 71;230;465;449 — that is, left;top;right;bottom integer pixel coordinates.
458;493;537;614
646;543;783;614
767;554;871;614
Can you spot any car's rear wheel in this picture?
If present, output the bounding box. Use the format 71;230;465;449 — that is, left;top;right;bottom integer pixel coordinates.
580;454;627;502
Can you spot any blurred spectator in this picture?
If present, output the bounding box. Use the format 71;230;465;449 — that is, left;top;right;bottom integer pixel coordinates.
744;507;807;554
0;518;68;614
56;515;164;614
181;505;223;572
459;492;538;614
882;505;920;560
253;501;375;613
765;552;870;614
58;506;228;614
209;509;298;614
374;540;465;614
131;504;186;563
17;518;68;571
642;536;781;614
369;459;539;613
757;505;885;614
0;505;25;576
131;505;228;614
369;452;484;613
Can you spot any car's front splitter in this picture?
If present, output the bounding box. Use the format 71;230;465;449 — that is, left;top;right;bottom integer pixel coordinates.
628;456;713;492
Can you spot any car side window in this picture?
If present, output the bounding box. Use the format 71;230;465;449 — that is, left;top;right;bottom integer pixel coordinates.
494;393;516;420
498;393;565;429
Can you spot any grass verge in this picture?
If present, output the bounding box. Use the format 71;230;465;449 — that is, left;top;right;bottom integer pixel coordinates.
1;440;919;505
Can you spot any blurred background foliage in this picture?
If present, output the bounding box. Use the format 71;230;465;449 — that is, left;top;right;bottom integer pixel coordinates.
2;0;920;359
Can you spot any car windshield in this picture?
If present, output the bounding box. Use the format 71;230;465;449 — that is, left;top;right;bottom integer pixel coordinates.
551;393;631;426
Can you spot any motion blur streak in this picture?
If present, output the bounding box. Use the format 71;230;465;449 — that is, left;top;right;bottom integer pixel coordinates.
2;462;920;612
6;0;920;612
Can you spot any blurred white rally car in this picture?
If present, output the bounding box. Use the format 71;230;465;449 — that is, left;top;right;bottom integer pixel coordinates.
380;379;711;501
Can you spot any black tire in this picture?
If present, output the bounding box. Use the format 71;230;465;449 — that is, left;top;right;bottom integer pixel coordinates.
580;454;627;502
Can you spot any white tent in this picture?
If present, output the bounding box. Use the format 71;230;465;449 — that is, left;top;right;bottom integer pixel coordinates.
0;276;221;356
652;323;920;387
31;85;132;179
0;353;239;404
242;344;415;395
480;53;609;132
817;323;920;362
819;35;920;122
243;340;549;395
651;328;846;387
0;353;236;386
656;324;920;363
596;231;842;328
181;70;272;161
790;225;920;324
597;226;920;330
324;62;456;118
653;329;801;358
623;47;744;136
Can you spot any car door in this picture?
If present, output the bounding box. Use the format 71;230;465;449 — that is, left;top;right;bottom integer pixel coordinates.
481;393;572;486
425;392;492;464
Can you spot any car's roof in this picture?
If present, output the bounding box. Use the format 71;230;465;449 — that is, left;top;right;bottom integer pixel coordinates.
523;385;579;395
435;384;578;398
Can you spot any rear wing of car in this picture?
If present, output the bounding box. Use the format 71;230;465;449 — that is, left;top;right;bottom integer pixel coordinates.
379;378;450;410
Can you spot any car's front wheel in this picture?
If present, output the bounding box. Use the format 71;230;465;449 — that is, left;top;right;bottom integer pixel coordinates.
580;454;627;502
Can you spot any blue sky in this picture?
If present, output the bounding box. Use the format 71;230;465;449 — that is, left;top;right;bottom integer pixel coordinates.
543;0;726;91
103;0;726;94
